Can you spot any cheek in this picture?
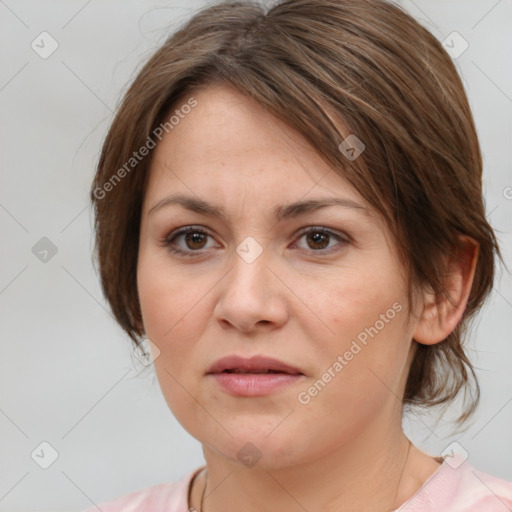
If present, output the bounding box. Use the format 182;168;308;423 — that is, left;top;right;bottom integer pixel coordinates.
137;259;213;435
136;250;217;372
137;248;205;339
300;260;407;346
301;264;411;395
137;254;200;394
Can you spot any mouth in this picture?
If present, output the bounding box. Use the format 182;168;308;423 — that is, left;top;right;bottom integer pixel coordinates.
206;355;304;376
206;355;305;396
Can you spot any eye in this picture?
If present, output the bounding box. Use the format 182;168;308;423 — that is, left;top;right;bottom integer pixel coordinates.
164;226;218;256
293;227;348;254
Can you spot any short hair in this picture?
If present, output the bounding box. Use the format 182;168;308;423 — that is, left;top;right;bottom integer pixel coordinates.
91;0;501;423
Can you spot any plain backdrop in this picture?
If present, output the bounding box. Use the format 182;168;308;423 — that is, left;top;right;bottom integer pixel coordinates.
0;1;511;510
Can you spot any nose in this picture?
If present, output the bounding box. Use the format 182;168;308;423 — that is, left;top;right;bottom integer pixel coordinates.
213;244;289;333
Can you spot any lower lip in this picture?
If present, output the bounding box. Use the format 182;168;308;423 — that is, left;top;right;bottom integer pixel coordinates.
208;373;304;396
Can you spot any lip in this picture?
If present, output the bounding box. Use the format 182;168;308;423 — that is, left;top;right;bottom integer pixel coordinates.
207;355;304;375
206;355;305;397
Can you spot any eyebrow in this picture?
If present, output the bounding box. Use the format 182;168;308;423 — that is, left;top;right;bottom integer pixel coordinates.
147;194;369;221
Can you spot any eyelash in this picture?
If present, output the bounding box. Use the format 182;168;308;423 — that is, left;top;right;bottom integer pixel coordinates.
163;226;349;257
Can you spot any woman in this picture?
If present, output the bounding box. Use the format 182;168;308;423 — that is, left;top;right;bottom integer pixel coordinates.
86;0;512;510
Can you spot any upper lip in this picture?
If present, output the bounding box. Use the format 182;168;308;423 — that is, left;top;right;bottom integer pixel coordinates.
207;355;304;375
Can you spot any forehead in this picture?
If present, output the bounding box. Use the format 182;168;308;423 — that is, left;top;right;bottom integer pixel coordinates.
144;84;368;211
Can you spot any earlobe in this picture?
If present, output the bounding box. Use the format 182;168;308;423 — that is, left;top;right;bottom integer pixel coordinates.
413;237;479;346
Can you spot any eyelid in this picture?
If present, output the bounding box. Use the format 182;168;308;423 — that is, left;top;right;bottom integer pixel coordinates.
295;225;351;243
166;225;211;239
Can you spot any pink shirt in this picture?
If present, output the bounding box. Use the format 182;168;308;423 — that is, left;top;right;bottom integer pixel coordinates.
84;455;512;511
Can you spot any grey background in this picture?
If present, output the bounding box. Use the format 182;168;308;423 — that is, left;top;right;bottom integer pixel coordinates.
0;1;511;511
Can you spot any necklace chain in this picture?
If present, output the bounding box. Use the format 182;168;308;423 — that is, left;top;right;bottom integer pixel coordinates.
195;439;412;512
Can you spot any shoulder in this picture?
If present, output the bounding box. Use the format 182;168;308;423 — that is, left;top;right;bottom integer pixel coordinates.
81;466;204;512
454;458;512;511
398;454;512;512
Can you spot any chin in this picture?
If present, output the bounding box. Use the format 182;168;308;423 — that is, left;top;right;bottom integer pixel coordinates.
196;418;317;471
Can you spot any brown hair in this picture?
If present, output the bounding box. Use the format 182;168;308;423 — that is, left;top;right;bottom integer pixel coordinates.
91;0;501;423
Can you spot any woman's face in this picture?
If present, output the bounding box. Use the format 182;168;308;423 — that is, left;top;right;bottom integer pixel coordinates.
137;84;421;468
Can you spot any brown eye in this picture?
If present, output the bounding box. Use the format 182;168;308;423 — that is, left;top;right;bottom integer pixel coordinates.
165;227;216;256
184;231;208;250
294;227;348;254
305;231;330;250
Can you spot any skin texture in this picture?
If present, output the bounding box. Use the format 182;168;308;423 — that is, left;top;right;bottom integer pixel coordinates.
137;84;477;512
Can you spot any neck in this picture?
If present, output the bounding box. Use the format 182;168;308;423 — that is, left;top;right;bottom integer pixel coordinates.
193;416;437;512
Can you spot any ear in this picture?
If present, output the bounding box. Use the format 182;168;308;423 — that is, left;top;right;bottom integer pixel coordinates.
413;236;479;345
